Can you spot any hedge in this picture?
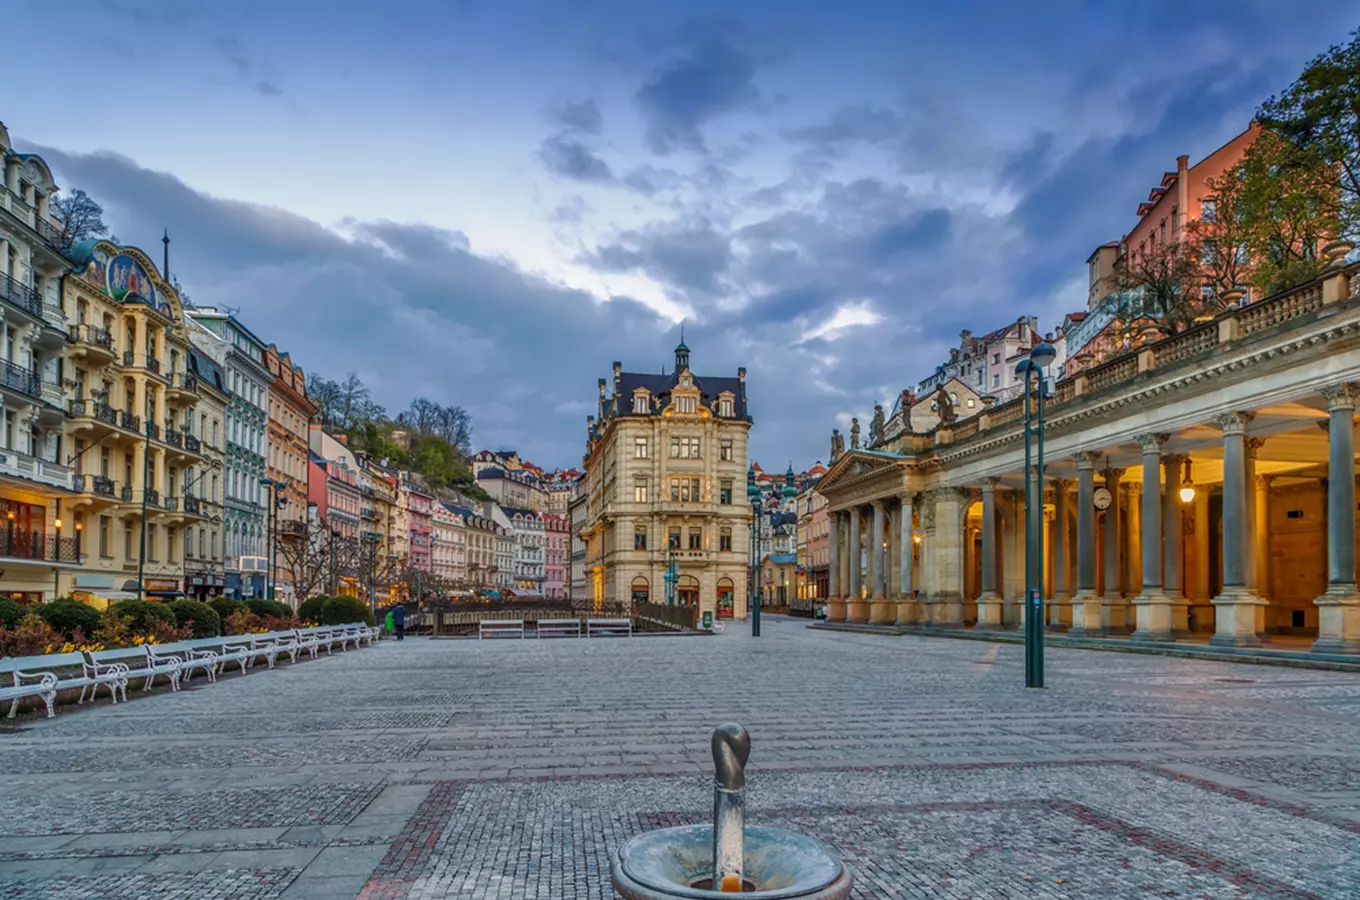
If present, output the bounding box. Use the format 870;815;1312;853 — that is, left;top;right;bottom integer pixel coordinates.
296;596;329;624
37;598;103;640
108;598;177;632
168;599;221;638
320;595;372;626
245;598;291;620
0;597;25;630
209;597;246;622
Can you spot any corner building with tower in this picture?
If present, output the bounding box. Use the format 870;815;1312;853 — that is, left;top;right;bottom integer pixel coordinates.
580;339;753;619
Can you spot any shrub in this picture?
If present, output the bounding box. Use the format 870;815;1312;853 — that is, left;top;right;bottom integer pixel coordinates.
168;600;221;638
296;596;328;624
0;597;25;630
108;598;176;632
38;598;103;640
320;595;372;626
209;597;246;622
245;598;291;620
0;614;62;657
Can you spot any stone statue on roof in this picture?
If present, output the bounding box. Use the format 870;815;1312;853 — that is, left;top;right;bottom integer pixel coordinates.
870;404;885;445
830;428;844;462
850;417;860;450
934;385;957;425
899;390;914;433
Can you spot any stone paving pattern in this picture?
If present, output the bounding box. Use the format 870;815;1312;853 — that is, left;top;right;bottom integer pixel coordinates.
1;617;1358;898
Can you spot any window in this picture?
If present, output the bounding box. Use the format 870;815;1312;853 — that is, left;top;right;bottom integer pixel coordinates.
669;476;702;502
677;395;696;414
669;436;702;458
688;527;702;550
124;522;134;559
1236;243;1250;265
992;374;1000;387
1171;206;1179;235
634;394;648;414
99;516;111;557
635;437;649;458
634;477;648;503
719;397;733;416
720;439;733;461
1200;199;1217;222
720;528;732;552
634;527;648;550
1201;239;1217;265
1160;220;1167;244
668;527;680;549
1201;285;1218;301
719;480;732;505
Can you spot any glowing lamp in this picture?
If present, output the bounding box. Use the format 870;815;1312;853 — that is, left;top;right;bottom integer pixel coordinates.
1178;457;1195;504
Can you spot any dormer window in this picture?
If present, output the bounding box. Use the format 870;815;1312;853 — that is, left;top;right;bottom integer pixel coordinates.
678;396;696;414
718;395;733;417
633;393;648;414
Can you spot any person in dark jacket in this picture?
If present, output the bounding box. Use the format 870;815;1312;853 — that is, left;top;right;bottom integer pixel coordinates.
392;604;405;640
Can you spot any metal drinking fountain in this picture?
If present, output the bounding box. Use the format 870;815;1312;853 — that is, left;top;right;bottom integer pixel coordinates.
612;723;853;899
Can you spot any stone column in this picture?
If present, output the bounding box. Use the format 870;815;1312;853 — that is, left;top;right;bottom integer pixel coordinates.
869;500;893;624
1256;474;1274;609
896;494;917;625
847;506;867;623
1048;477;1071;631
976;478;1003;629
1100;467;1125;631
1211;412;1263;647
1132;434;1172;642
1192;489;1211;627
826;513;845;622
1163;453;1188;636
1244;438;1264;595
1314;384;1360;653
1071;452;1102;636
932;488;966;626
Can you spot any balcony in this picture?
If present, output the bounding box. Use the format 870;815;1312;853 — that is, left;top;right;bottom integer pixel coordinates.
0;188;72;258
0;449;74;491
118;410;141;433
184;434;202;453
0;530;81;565
145;488;160;506
0;359;40;399
166;371;198;405
146;422;160;441
0;272;42;319
68;323;117;363
183;495;201;515
146;356;161;375
68;399;119;428
74;474;118;499
162;427;184;448
120;484;133;502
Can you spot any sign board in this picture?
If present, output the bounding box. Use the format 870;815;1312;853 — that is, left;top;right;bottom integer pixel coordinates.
702;611;713;630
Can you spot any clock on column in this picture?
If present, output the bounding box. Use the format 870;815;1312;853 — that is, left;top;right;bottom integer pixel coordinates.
1092;486;1113;510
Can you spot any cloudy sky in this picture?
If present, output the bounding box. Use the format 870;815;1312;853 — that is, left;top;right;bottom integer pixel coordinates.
5;1;1353;470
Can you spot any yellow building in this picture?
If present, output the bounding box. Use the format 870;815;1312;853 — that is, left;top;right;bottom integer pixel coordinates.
580;339;752;619
62;239;215;605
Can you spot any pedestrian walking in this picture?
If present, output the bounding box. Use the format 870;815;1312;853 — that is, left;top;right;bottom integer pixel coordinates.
392;604;406;641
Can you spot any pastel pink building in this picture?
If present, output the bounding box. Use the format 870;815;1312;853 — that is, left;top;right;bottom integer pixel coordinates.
544;514;568;599
404;477;433;572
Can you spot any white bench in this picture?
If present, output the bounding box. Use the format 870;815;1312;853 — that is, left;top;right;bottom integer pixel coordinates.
586;617;633;638
1;651;125;718
247;631;301;667
147;641;219;686
536;618;581;638
479;619;525;639
88;646;180;694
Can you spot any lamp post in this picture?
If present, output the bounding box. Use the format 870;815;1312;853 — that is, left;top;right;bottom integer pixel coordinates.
136;423;152;601
259;478;286;602
747;466;761;637
1017;341;1057;688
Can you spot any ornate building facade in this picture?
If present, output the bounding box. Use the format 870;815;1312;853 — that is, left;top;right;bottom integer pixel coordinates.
815;256;1360;653
580;339;752;617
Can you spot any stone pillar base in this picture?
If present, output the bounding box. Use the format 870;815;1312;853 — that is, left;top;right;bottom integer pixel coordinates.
894;598;919;626
825;597;846;623
932;594;964;628
1130;592;1173;642
1312;585;1360;654
1100;595;1126;632
1068;591;1105;638
975;592;1005;630
919;598;940;627
868;596;894;625
1047;594;1071;632
1168;595;1191;637
846;600;870;624
1209;588;1264;647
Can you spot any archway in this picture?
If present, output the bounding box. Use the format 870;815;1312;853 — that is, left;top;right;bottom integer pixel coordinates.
630;576;649;606
677;574;699;607
716;577;734;619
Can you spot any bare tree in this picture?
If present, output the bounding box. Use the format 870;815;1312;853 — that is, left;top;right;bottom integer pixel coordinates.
1114;239;1215;334
278;517;335;600
398;398;473;454
49;189;108;250
1186;164;1255;298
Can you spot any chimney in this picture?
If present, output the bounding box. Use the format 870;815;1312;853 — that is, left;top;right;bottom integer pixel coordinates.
737;366;746;382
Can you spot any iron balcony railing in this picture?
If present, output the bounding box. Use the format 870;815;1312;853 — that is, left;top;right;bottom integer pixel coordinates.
68;323;114;352
146;422;160;441
184;434;202;453
183;495;201;515
163;495;178;511
122;350;134;367
0;272;42;318
0;530;81;564
146;355;161;374
77;474;117;497
119;410;140;432
163;428;183;448
169;372;198;392
145;488;160;506
0;358;41;398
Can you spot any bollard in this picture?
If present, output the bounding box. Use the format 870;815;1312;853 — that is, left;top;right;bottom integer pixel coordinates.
710;723;750;890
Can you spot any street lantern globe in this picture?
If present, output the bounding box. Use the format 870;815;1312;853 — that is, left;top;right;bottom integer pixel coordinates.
1014;358;1034;378
1030;341;1057;368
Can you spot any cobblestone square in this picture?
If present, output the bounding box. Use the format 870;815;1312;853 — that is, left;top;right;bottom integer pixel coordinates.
2;620;1359;898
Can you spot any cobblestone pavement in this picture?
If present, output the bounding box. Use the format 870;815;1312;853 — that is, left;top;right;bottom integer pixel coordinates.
2;617;1358;898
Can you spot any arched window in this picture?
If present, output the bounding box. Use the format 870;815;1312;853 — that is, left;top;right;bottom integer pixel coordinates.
677;574;700;607
631;576;649;605
716;577;734;619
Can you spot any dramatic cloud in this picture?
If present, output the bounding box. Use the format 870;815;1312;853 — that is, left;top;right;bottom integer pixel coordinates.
538;135;615;184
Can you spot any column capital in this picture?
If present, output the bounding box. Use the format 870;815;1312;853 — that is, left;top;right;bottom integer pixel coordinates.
1246;436;1267;459
1215;411;1255;436
1125;481;1143;497
899;491;916;507
1076;451;1100;471
1103;466;1126;484
1050;477;1072;491
1257;473;1276;489
981;477;999;492
1161;452;1184;467
871;498;886;511
1322;382;1360;412
1136;433;1170;454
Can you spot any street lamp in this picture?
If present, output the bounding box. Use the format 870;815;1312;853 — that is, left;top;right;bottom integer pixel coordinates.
259;478;287;603
1179;456;1196;503
1017;340;1056;688
747;465;761;637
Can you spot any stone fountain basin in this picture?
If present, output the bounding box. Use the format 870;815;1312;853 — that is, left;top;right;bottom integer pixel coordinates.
612;824;852;899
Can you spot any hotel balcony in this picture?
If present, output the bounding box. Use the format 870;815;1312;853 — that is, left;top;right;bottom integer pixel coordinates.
0;449;73;492
165;371;199;406
67;324;117;365
0;272;66;346
0;187;74;260
0;529;81;568
156;424;203;463
67;399;143;446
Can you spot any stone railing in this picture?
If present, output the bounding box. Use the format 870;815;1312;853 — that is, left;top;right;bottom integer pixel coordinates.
1238;281;1325;337
0;449;73;491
